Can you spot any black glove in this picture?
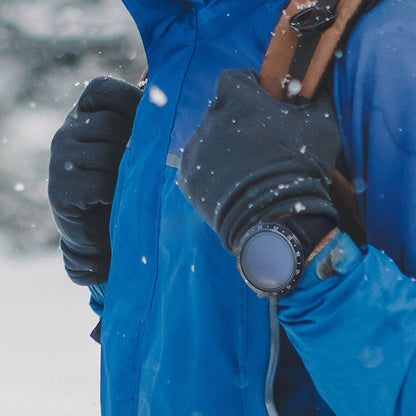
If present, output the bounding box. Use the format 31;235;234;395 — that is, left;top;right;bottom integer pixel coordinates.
178;68;340;253
48;76;142;285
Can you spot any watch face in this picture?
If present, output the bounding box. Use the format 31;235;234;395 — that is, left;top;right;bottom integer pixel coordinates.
237;223;304;297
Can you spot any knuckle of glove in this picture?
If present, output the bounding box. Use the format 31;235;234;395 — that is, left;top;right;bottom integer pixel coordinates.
79;76;142;120
79;110;134;147
49;109;126;216
66;79;139;148
49;171;116;215
61;104;134;149
49;141;115;216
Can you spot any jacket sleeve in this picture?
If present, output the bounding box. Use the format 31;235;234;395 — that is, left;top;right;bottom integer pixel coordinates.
279;3;416;414
277;232;416;416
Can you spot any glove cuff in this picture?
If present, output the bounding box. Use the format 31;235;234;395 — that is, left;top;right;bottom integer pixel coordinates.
215;173;338;252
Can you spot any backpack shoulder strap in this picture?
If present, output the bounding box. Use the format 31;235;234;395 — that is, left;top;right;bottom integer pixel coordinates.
260;0;380;102
259;0;380;244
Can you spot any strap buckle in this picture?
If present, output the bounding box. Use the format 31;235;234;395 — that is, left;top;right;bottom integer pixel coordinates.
290;6;336;34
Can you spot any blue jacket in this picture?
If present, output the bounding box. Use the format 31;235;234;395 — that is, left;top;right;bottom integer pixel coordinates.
93;0;416;414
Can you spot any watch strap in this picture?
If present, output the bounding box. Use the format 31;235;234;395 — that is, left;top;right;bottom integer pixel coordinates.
279;214;336;259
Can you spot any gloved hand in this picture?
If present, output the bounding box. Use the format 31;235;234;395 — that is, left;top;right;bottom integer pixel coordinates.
48;76;142;285
178;68;341;253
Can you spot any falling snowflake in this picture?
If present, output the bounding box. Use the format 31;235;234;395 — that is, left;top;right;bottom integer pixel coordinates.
294;201;306;213
149;86;168;107
14;183;25;192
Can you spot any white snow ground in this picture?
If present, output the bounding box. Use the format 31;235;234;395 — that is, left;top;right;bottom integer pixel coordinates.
0;250;101;415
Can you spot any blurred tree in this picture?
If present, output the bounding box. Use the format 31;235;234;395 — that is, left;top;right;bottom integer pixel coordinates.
0;0;146;253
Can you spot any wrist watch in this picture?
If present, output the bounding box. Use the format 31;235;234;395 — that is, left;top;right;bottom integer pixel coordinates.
236;214;335;297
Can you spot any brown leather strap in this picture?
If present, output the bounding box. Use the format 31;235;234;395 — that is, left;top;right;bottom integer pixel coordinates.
259;0;375;239
259;0;315;101
302;0;366;99
330;169;365;238
260;0;370;101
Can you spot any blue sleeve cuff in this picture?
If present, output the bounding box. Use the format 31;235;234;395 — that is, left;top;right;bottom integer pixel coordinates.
89;282;107;317
277;231;416;415
277;230;364;311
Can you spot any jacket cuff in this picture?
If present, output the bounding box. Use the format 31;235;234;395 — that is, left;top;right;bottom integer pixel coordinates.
279;231;363;303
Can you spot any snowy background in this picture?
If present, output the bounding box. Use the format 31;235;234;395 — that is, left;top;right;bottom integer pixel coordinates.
0;0;146;413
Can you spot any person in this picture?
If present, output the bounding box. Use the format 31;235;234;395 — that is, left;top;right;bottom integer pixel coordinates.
48;0;416;415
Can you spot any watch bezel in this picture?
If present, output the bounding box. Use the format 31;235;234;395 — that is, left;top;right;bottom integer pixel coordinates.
236;222;305;297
